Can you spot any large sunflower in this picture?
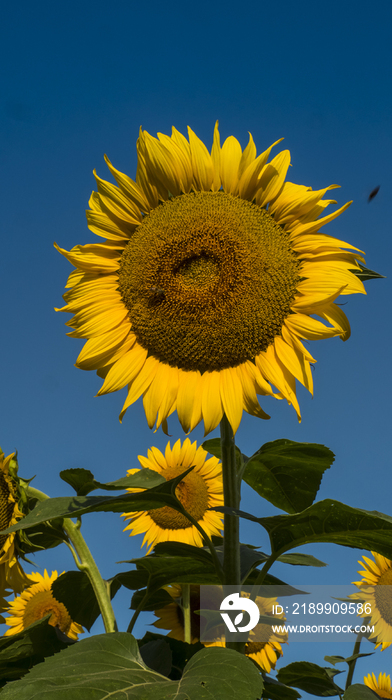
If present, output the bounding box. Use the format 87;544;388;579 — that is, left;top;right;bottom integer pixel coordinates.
364;672;392;698
55;124;366;434
4;570;84;640
352;551;392;650
153;583;287;673
0;449;28;599
122;438;223;553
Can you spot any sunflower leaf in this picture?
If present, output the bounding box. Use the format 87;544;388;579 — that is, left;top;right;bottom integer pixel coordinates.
138;632;204;680
344;685;381;699
243;439;334;514
350;263;386;281
262;676;301;700
51;571;122;631
59;467;165;496
0;469;193;535
0;617;73;688
257;499;392;558
277;661;344;696
0;633;264;700
277;553;327;567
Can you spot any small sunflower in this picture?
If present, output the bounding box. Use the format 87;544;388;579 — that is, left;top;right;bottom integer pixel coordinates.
364;672;392;698
153;584;287;673
352;551;392;650
55;123;366;435
0;449;28;596
4;570;84;640
122;438;223;553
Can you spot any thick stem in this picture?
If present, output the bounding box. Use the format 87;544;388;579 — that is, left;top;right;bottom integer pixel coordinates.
25;486;117;634
182;584;191;644
220;414;241;586
220;414;243;653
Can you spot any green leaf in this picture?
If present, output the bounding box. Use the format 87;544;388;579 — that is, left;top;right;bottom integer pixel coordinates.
350;263;386;281
59;468;96;495
0;617;73;687
51;571;122;631
277;553;327;567
344;685;380;699
325;652;374;666
0;633;264;700
129;550;218;592
243;439;334;513
262;676;301;699
138;632;204;681
1;470;193;535
257;499;392;558
139;639;172;677
277;661;343;696
60;467;165;496
131;587;175;612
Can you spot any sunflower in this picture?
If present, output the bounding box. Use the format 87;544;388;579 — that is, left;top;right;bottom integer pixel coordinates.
55;123;366;435
364;672;392;698
122;438;223;553
0;449;28;598
351;551;392;650
4;569;84;640
153;584;287;673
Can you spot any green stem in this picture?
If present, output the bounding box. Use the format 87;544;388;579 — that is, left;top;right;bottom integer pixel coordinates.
183;584;191;644
345;632;363;690
250;553;279;599
25;486;117;634
127;579;151;634
220;414;241;586
220;414;243;653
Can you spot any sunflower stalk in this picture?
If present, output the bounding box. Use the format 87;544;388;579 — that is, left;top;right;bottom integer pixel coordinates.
220;414;244;653
25;486;117;634
182;584;191;644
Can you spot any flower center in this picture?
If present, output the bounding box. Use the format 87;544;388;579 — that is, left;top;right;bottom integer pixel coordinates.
118;191;300;372
373;569;392;626
0;471;14;552
23;590;73;635
149;465;209;529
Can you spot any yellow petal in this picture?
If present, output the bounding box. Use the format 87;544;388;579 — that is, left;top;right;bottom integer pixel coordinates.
119;356;160;421
238;139;284;200
201;371;223;434
177;370;202;434
220;136;242;195
238;132;256;180
219;367;243;434
104;155;151;212
54;242;122;273
211;121;221;192
98;343;148;394
76;325;132;370
188;127;214;191
255;150;291;207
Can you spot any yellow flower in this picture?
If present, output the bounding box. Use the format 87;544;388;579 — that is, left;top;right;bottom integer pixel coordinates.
153;584;287;673
364;672;392;698
0;449;28;599
4;570;84;640
122;438;223;553
352;551;392;650
56;124;366;434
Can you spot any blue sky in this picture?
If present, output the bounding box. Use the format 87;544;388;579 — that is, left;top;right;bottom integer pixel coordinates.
1;0;392;695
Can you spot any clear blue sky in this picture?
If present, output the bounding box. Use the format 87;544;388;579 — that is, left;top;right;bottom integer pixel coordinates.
1;1;392;695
